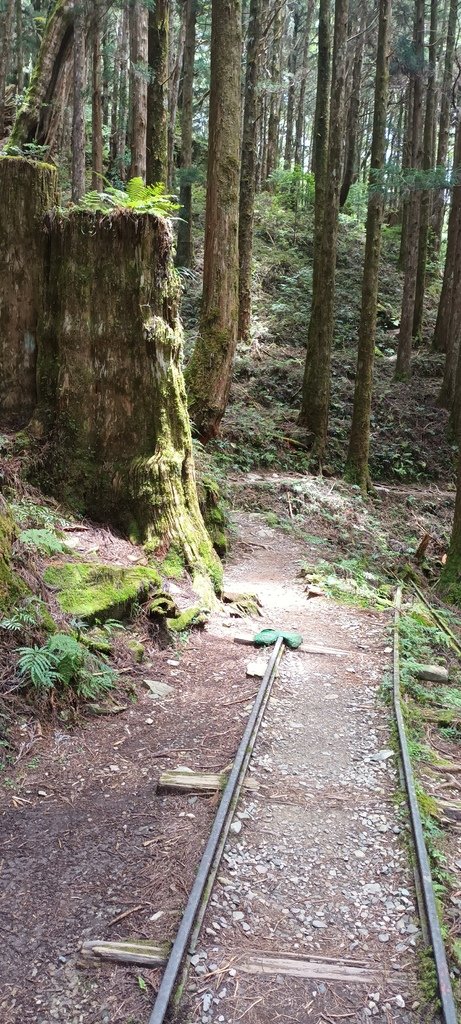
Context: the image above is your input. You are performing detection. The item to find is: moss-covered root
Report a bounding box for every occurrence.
[33,209,221,591]
[44,562,163,623]
[0,157,59,428]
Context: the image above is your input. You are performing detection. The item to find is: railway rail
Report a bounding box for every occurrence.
[142,592,458,1024]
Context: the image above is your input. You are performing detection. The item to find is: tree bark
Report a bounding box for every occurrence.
[176,0,197,267]
[339,9,364,208]
[431,0,458,258]
[7,0,76,151]
[440,445,461,603]
[0,156,59,428]
[412,0,437,340]
[186,0,242,442]
[32,208,220,586]
[237,0,262,340]
[91,2,104,189]
[299,0,349,461]
[395,0,424,380]
[15,0,24,96]
[344,0,392,492]
[167,0,186,189]
[433,115,461,357]
[0,0,17,138]
[115,7,130,180]
[146,0,169,185]
[293,0,314,167]
[265,0,284,181]
[129,0,148,181]
[284,2,299,169]
[72,0,86,202]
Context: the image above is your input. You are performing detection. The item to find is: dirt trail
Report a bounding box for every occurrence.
[179,512,426,1024]
[0,510,429,1024]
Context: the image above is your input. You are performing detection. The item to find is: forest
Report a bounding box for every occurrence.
[2,1,461,1023]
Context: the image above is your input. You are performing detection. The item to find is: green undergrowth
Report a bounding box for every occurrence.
[300,556,394,610]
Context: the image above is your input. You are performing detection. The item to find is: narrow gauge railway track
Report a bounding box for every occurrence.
[143,593,458,1024]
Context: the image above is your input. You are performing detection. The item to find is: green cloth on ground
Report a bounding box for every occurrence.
[253,628,303,650]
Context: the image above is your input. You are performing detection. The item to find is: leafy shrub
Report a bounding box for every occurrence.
[16,632,116,699]
[19,527,67,555]
[79,177,180,218]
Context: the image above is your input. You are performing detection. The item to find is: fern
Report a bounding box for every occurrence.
[79,177,180,218]
[19,528,67,555]
[17,646,58,690]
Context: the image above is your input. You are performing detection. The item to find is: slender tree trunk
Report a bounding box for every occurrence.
[294,0,314,167]
[15,0,24,95]
[186,0,242,442]
[300,0,350,461]
[167,2,186,189]
[130,0,148,181]
[72,0,86,202]
[176,0,197,267]
[432,0,458,257]
[398,82,414,268]
[412,0,437,340]
[146,0,168,184]
[339,10,364,208]
[432,114,461,362]
[92,2,104,189]
[266,0,284,181]
[116,7,130,180]
[238,0,262,340]
[284,3,299,169]
[44,52,72,160]
[345,0,392,492]
[440,443,461,601]
[395,0,424,380]
[0,0,16,137]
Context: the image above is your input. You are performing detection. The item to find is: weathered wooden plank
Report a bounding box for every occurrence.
[238,954,378,983]
[158,770,259,793]
[81,939,170,967]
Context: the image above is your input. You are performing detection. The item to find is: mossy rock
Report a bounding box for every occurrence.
[43,562,162,623]
[166,605,208,633]
[127,639,145,663]
[148,593,178,618]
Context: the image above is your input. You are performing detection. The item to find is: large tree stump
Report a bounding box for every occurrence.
[0,157,59,427]
[33,209,220,586]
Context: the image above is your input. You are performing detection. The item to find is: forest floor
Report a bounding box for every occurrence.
[1,473,461,1022]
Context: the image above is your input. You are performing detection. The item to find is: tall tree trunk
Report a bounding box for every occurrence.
[398,82,414,268]
[0,157,59,427]
[344,0,392,492]
[130,0,148,181]
[72,0,86,202]
[339,9,364,208]
[293,0,314,167]
[412,0,437,340]
[440,445,461,601]
[44,52,72,160]
[265,0,284,181]
[284,2,299,169]
[176,0,197,267]
[432,117,461,364]
[92,2,104,189]
[238,0,262,340]
[167,1,186,189]
[431,0,458,258]
[146,0,168,184]
[0,0,16,137]
[395,0,424,380]
[186,0,242,442]
[15,0,24,95]
[116,7,130,180]
[7,0,76,150]
[299,0,349,461]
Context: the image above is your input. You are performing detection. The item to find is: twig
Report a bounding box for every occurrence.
[108,904,144,927]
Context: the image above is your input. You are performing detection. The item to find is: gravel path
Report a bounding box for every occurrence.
[180,512,427,1024]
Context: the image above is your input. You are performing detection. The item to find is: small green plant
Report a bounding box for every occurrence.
[79,177,180,218]
[0,600,38,633]
[19,527,68,555]
[16,632,116,699]
[137,976,147,992]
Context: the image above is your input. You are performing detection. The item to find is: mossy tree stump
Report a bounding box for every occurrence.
[0,157,59,427]
[33,209,221,587]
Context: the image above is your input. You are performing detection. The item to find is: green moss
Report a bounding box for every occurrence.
[0,507,28,614]
[43,562,162,622]
[159,547,185,579]
[127,639,145,663]
[148,593,177,617]
[166,606,207,633]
